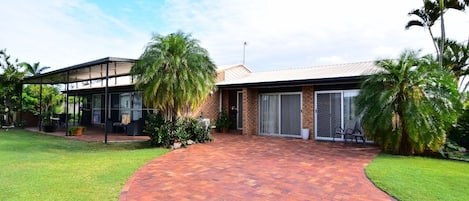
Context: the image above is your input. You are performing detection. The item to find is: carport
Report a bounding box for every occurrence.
[22,57,136,143]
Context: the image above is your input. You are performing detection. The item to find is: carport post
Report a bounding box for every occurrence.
[104,62,109,144]
[38,77,43,131]
[65,72,69,136]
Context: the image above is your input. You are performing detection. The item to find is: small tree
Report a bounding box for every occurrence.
[0,49,25,125]
[131,31,217,121]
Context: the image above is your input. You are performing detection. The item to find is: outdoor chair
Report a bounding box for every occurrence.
[333,127,355,142]
[113,114,130,133]
[333,118,366,144]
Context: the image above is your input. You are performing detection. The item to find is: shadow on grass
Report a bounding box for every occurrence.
[0,129,157,153]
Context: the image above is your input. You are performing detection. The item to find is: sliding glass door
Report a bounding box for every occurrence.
[259,93,302,137]
[314,90,360,140]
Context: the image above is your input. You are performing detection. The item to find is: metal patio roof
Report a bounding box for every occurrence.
[22,57,136,84]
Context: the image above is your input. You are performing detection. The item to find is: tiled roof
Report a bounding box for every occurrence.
[217,61,380,86]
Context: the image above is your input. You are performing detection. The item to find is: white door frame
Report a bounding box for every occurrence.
[314,89,360,141]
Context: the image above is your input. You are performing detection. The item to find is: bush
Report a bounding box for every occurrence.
[13,120,26,128]
[448,107,469,149]
[145,113,211,148]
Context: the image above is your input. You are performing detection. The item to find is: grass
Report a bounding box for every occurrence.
[366,153,469,201]
[0,129,168,201]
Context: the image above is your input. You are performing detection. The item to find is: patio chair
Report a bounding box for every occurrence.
[113,114,130,133]
[333,118,366,144]
[333,127,354,142]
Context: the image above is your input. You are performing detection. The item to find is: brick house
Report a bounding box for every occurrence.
[198,61,379,141]
[23,57,378,141]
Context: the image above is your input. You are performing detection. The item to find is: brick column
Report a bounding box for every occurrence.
[242,88,258,135]
[302,86,314,140]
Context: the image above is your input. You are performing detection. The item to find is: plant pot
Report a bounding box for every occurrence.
[43,125,56,132]
[221,127,229,133]
[73,127,83,136]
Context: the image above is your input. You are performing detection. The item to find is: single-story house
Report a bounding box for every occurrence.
[22,57,378,142]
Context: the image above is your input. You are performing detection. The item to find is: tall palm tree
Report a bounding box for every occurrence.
[19,62,50,76]
[356,50,461,155]
[406,0,465,67]
[130,31,217,121]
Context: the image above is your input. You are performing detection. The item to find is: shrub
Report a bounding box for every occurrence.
[145,113,211,148]
[13,120,26,128]
[448,107,469,149]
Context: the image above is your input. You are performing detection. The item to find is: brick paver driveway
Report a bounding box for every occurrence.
[120,133,393,201]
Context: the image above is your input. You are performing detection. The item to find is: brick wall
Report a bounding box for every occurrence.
[216,71,225,82]
[302,86,314,140]
[190,90,220,123]
[242,88,258,135]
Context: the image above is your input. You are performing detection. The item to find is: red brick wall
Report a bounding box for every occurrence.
[302,86,314,139]
[216,71,225,82]
[242,88,258,135]
[191,90,220,123]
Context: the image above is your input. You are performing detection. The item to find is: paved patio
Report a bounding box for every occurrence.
[120,133,394,201]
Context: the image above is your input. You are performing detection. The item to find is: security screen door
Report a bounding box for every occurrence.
[259,93,301,137]
[315,90,360,140]
[316,92,341,139]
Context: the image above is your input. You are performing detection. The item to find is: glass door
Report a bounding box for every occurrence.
[259,93,302,137]
[237,92,243,130]
[315,90,360,140]
[315,92,342,139]
[280,94,301,136]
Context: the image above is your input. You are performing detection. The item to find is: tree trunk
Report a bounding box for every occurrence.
[398,116,414,156]
[439,0,445,68]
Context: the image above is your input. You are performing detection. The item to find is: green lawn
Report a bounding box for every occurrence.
[366,153,469,201]
[0,129,168,201]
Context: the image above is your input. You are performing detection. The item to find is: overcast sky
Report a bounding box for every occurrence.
[1,0,468,72]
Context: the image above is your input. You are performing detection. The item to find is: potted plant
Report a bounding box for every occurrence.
[216,109,232,133]
[41,110,57,133]
[68,126,86,136]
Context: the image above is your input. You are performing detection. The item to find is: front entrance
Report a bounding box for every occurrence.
[259,93,302,137]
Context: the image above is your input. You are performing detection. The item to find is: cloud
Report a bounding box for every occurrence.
[0,0,147,70]
[0,0,467,72]
[161,0,467,71]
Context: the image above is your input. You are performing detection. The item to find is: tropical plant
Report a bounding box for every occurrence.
[19,62,50,76]
[145,112,211,147]
[356,50,461,155]
[448,101,469,149]
[130,31,217,121]
[215,109,231,131]
[439,39,469,91]
[67,126,86,136]
[406,0,466,66]
[0,49,25,126]
[22,84,63,115]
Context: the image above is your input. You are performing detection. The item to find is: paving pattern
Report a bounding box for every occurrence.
[120,133,394,201]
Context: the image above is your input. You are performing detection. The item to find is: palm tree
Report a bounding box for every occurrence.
[19,62,50,76]
[130,31,217,121]
[356,50,461,155]
[439,39,469,91]
[406,0,465,67]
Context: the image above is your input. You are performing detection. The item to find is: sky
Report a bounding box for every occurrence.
[1,0,468,72]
